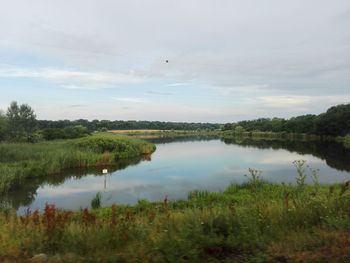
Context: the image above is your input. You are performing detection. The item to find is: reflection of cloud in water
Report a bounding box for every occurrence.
[14,138,350,213]
[155,140,252,159]
[257,151,323,165]
[146,166,172,173]
[37,175,147,198]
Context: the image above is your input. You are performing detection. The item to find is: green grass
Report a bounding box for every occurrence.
[0,169,349,262]
[0,133,156,194]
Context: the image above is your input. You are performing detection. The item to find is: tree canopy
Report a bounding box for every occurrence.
[1,102,349,142]
[222,103,350,137]
[1,101,38,142]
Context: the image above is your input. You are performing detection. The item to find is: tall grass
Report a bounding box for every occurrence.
[0,164,349,262]
[0,133,156,194]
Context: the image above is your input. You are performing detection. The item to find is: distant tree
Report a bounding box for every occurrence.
[42,125,89,140]
[234,125,245,134]
[0,110,7,141]
[315,104,350,136]
[63,125,89,139]
[6,101,37,142]
[222,123,233,131]
[270,118,284,132]
[41,128,65,140]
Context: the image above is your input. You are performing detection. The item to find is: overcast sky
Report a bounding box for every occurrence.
[0,0,349,122]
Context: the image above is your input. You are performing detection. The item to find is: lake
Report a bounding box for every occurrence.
[5,137,350,213]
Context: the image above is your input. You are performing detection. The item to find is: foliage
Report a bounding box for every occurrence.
[4,101,38,142]
[222,136,350,172]
[0,110,7,141]
[91,192,102,209]
[38,119,221,132]
[0,166,349,262]
[222,103,350,137]
[0,133,156,194]
[74,133,156,158]
[41,125,90,140]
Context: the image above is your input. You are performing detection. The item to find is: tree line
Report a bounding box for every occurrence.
[0,102,89,142]
[222,103,350,137]
[1,101,349,142]
[0,101,220,142]
[0,102,37,142]
[37,120,220,133]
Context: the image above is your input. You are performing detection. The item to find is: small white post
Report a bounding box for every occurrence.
[102,169,108,190]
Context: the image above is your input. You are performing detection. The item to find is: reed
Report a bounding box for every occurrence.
[0,133,156,194]
[0,164,349,262]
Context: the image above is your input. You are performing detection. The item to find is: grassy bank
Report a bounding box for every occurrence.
[0,133,156,194]
[221,131,335,141]
[0,167,349,262]
[110,129,338,142]
[109,129,221,138]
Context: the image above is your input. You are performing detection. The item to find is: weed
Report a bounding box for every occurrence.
[0,165,349,262]
[293,160,307,189]
[91,192,102,209]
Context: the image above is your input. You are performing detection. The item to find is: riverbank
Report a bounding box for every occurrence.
[0,133,156,194]
[0,171,349,262]
[109,129,340,142]
[118,129,350,149]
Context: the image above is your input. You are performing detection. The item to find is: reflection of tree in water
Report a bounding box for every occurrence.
[146,135,219,144]
[4,157,146,209]
[221,137,350,172]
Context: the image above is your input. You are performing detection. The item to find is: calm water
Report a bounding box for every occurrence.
[5,137,350,213]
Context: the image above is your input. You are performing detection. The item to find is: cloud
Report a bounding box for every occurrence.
[166,83,188,87]
[215,84,270,96]
[258,95,350,109]
[61,84,105,90]
[0,66,146,87]
[111,97,147,103]
[258,96,312,108]
[1,0,350,121]
[146,90,173,96]
[67,104,86,108]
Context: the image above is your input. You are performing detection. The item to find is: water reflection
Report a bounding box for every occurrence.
[2,137,350,212]
[221,138,350,172]
[146,135,219,144]
[3,157,147,209]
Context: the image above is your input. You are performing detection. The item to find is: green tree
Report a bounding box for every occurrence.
[0,110,7,141]
[234,125,245,134]
[6,101,37,142]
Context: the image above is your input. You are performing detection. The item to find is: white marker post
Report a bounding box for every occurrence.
[102,169,108,190]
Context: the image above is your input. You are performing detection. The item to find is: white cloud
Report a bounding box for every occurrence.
[166,83,188,87]
[111,97,147,103]
[259,96,312,108]
[215,84,270,96]
[0,66,146,86]
[61,84,104,90]
[0,0,350,121]
[257,95,350,109]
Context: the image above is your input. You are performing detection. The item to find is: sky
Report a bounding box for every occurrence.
[0,0,349,122]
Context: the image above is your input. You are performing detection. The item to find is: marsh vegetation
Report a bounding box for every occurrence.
[1,102,350,262]
[0,166,349,262]
[0,133,155,194]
